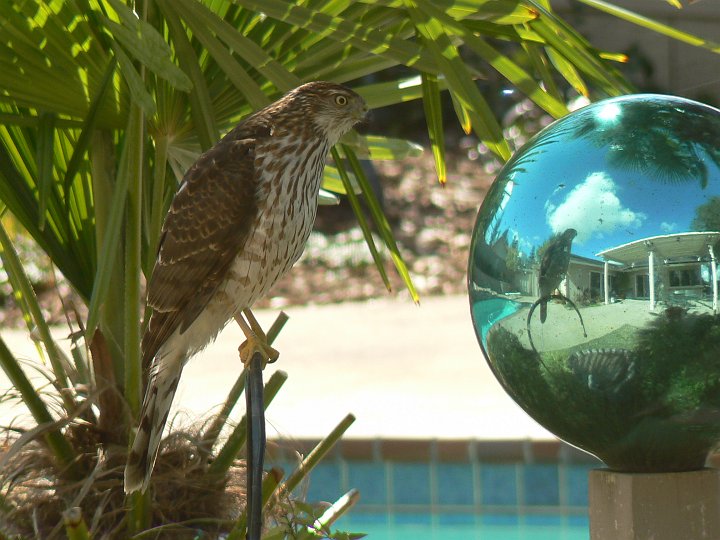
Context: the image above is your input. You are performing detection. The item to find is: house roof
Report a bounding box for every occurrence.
[596,231,720,265]
[569,253,621,268]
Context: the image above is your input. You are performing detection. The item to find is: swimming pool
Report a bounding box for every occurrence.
[271,438,598,540]
[470,297,524,347]
[337,512,589,539]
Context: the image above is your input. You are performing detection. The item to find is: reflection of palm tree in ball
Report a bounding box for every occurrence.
[539,228,577,323]
[571,99,720,188]
[527,228,587,357]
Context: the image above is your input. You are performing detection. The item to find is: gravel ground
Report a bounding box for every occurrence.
[1,154,493,325]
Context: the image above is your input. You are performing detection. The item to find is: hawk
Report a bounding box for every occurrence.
[538,228,577,323]
[124,81,367,494]
[526,227,586,358]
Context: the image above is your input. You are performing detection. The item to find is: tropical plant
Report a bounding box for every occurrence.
[693,197,720,232]
[0,0,717,537]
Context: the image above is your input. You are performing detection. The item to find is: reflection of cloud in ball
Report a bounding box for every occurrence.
[661,221,677,233]
[546,172,646,244]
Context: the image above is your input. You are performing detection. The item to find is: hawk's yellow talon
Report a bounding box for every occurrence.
[235,311,279,367]
[238,336,279,367]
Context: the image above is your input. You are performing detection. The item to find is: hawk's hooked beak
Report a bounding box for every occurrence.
[354,103,370,126]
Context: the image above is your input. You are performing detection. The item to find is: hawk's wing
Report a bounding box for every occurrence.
[142,124,270,366]
[538,230,575,292]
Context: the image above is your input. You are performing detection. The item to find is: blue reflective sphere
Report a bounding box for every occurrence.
[468,94,720,472]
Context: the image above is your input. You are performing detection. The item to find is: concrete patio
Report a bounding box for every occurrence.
[1,294,554,441]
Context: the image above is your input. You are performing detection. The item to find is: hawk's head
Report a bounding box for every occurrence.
[289,81,368,145]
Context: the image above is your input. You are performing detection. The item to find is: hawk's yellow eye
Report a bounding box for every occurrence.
[334,95,348,106]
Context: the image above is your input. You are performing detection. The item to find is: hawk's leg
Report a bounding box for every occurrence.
[234,309,280,367]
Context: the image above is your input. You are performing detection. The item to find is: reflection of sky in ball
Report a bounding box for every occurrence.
[491,97,720,261]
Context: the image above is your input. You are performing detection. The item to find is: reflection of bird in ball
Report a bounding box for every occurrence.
[538,228,577,323]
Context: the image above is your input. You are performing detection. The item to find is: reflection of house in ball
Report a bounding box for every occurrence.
[594,231,719,312]
[515,231,720,313]
[572,231,719,312]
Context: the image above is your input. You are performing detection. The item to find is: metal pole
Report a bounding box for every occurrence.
[604,260,610,305]
[246,351,265,540]
[648,250,655,310]
[709,244,718,313]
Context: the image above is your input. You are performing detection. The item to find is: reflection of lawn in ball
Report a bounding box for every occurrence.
[485,307,720,472]
[542,323,639,368]
[521,299,652,349]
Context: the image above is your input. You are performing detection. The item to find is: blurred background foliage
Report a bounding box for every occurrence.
[0,0,718,537]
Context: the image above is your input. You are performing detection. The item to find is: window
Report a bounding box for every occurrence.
[669,268,700,287]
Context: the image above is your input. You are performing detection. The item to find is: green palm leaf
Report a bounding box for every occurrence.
[578,0,720,53]
[421,71,447,185]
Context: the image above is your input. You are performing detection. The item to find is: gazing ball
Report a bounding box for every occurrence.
[468,94,720,472]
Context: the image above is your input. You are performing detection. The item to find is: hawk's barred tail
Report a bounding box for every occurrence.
[124,355,183,494]
[540,300,548,324]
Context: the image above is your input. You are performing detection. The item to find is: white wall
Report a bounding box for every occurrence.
[552,1,720,101]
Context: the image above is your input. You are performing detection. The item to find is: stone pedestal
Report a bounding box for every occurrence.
[589,468,720,540]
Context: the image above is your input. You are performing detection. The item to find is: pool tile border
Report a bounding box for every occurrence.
[267,438,602,514]
[267,437,602,464]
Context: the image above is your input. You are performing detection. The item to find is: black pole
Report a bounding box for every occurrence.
[246,351,265,540]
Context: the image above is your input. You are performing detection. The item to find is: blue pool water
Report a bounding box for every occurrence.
[305,461,594,509]
[471,297,523,347]
[278,443,599,540]
[337,513,589,539]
